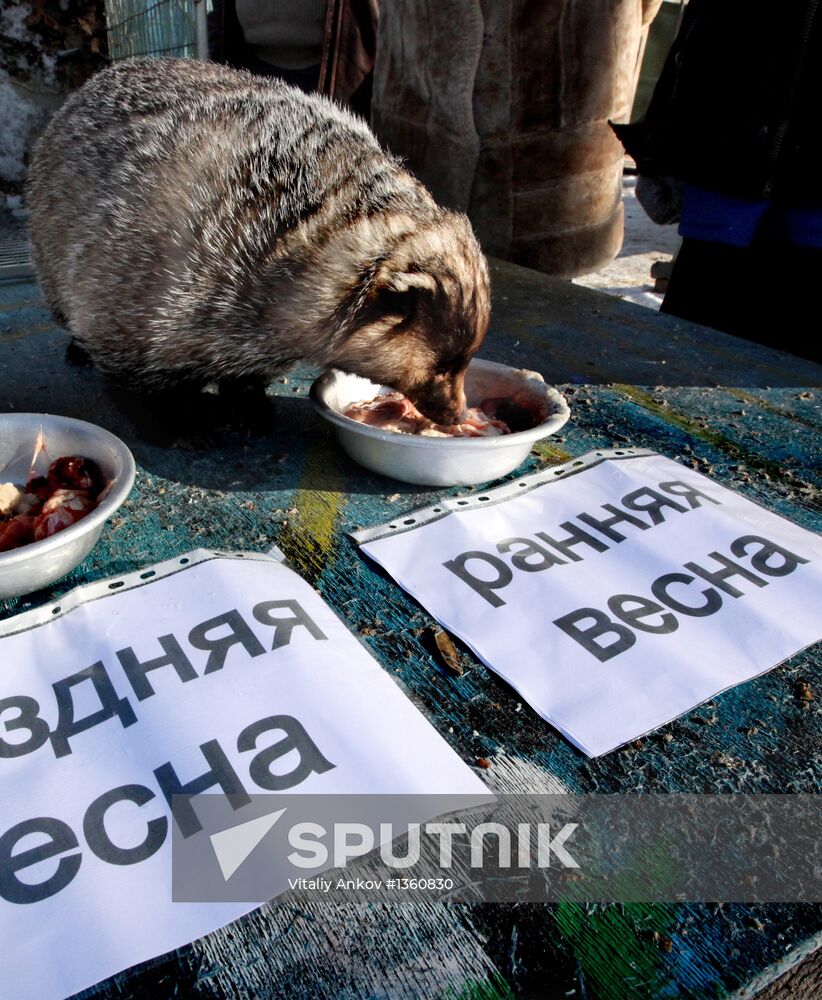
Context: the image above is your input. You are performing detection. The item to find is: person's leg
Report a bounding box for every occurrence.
[710,228,821,362]
[661,235,820,362]
[769,242,822,364]
[660,238,753,336]
[245,53,321,92]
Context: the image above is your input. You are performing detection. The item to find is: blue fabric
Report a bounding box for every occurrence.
[679,184,822,248]
[678,186,769,247]
[784,208,822,248]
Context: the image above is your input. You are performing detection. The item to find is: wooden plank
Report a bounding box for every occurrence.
[483,260,822,389]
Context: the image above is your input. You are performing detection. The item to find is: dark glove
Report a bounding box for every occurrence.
[635,174,683,225]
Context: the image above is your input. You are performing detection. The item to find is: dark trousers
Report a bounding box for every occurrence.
[244,55,321,93]
[661,236,821,364]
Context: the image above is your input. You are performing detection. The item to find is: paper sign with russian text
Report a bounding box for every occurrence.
[0,550,488,1000]
[355,450,822,757]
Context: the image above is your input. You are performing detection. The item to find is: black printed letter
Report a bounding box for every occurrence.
[188,609,266,673]
[0,696,50,758]
[553,608,636,662]
[607,595,678,634]
[651,573,722,617]
[155,740,250,838]
[442,551,513,608]
[252,601,328,650]
[238,715,336,791]
[84,785,168,865]
[50,662,138,758]
[684,552,767,597]
[0,818,81,904]
[730,535,809,578]
[117,634,198,700]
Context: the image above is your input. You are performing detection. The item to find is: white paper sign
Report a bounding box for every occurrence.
[0,550,488,1000]
[356,450,822,757]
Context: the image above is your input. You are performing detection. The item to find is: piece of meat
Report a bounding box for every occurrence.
[25,476,52,502]
[0,451,108,554]
[0,516,36,552]
[33,489,94,541]
[343,392,511,437]
[47,455,104,497]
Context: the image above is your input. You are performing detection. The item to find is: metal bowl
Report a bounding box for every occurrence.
[0,413,136,599]
[310,357,570,487]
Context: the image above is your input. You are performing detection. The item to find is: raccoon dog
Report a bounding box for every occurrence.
[26,58,490,428]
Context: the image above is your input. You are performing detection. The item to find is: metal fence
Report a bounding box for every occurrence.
[104,0,208,62]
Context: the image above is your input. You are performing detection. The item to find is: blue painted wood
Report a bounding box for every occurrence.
[1,262,820,1000]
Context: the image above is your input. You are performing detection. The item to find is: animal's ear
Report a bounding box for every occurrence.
[375,267,438,295]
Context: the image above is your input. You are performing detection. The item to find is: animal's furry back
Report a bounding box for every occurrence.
[26,58,438,387]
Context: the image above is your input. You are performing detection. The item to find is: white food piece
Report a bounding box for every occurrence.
[0,482,23,517]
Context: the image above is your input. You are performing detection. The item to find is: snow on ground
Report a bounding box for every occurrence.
[574,174,681,310]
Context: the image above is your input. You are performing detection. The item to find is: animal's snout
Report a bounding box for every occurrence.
[408,372,468,426]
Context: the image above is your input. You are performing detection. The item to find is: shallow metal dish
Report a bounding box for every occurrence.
[0,413,136,599]
[310,358,570,486]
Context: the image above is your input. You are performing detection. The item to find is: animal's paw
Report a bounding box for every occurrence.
[217,379,278,435]
[65,337,94,367]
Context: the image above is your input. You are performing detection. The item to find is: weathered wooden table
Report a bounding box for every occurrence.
[1,259,820,999]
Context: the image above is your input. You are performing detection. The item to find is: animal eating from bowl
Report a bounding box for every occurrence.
[341,389,547,438]
[26,58,491,436]
[343,392,510,437]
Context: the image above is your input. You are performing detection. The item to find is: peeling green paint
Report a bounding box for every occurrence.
[612,384,814,491]
[556,901,678,1000]
[275,435,347,583]
[724,388,822,434]
[440,972,516,1000]
[531,441,573,464]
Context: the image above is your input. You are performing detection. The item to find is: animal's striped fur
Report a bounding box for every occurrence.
[26,58,491,425]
